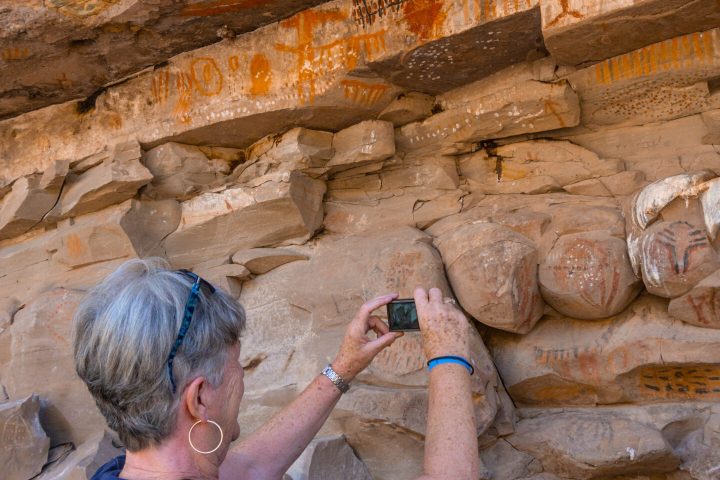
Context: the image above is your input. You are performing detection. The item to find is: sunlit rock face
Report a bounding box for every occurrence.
[2,1,720,479]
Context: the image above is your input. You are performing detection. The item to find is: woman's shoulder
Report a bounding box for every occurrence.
[90,455,127,480]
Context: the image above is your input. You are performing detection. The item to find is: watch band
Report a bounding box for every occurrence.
[322,364,350,393]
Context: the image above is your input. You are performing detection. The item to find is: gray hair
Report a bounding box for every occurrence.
[72,258,246,451]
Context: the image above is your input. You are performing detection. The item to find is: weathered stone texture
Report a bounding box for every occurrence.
[285,435,372,480]
[434,222,544,334]
[0,395,50,480]
[489,296,720,407]
[1,290,107,446]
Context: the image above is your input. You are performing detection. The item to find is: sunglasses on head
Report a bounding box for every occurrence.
[167,269,216,394]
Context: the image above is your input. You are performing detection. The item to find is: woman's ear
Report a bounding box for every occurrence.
[184,376,209,422]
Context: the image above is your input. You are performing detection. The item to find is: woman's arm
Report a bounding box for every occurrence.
[220,294,402,480]
[414,287,479,480]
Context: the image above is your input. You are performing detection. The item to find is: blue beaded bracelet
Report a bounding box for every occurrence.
[427,356,474,375]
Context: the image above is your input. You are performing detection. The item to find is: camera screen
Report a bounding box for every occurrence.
[387,300,420,331]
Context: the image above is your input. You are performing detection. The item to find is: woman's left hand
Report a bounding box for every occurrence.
[331,293,403,382]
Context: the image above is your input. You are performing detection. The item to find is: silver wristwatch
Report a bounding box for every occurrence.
[322,364,350,394]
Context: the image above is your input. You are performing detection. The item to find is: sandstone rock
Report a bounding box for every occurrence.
[324,155,463,234]
[236,128,334,183]
[285,435,371,480]
[565,115,720,182]
[53,199,181,269]
[640,220,720,298]
[0,395,50,480]
[568,29,720,128]
[53,141,152,218]
[1,290,106,446]
[668,269,720,329]
[0,296,21,333]
[460,141,624,196]
[327,120,395,172]
[564,178,612,197]
[701,109,720,145]
[378,92,435,127]
[231,248,308,274]
[507,411,679,479]
[339,418,424,480]
[142,142,231,200]
[0,173,62,240]
[541,0,720,67]
[34,430,123,480]
[460,140,623,195]
[600,170,648,197]
[701,177,720,241]
[193,262,251,298]
[163,172,325,268]
[539,231,641,320]
[397,61,581,155]
[480,438,544,480]
[488,296,720,407]
[625,171,717,278]
[238,227,511,477]
[433,222,544,334]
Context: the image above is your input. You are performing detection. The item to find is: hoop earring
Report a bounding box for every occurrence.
[188,419,224,454]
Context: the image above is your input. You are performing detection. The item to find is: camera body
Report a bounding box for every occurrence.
[387,299,420,331]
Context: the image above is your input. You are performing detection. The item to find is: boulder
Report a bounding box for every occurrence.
[507,411,679,479]
[539,231,641,319]
[142,142,232,200]
[701,177,720,241]
[327,120,395,172]
[0,395,50,480]
[285,435,371,480]
[488,296,720,407]
[397,61,580,155]
[231,248,308,275]
[433,222,544,334]
[0,172,64,240]
[236,128,334,183]
[0,289,106,446]
[34,430,123,480]
[668,269,720,329]
[378,92,435,127]
[192,261,251,298]
[52,141,152,218]
[53,199,181,269]
[163,172,325,268]
[639,220,720,298]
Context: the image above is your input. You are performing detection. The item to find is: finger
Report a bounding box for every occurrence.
[368,316,390,337]
[367,331,403,353]
[428,287,443,305]
[357,293,399,320]
[414,287,429,312]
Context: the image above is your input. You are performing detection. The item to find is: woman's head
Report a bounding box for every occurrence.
[72,258,246,452]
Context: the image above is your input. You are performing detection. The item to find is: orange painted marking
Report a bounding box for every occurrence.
[250,53,272,96]
[546,0,584,28]
[543,99,567,128]
[671,37,680,68]
[611,57,620,82]
[276,9,386,104]
[151,70,170,104]
[1,47,30,61]
[228,55,240,72]
[341,79,389,106]
[403,0,447,41]
[191,57,223,96]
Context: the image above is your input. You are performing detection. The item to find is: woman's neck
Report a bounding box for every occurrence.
[120,436,219,480]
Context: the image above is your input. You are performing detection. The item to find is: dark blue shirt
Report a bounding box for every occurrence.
[90,455,127,480]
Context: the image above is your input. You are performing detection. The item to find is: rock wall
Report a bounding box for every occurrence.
[1,1,720,479]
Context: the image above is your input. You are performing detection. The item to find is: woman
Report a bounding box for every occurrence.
[73,258,478,480]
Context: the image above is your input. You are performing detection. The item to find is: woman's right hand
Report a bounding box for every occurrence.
[414,287,471,360]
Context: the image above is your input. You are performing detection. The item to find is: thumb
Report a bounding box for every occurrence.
[367,331,403,354]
